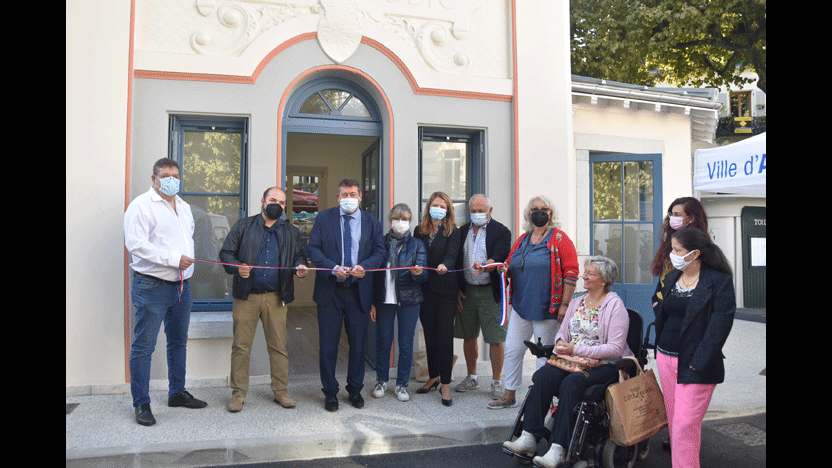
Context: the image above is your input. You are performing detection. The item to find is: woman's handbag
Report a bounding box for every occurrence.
[547,354,602,373]
[605,357,668,446]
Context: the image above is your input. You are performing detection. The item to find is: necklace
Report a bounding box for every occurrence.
[679,273,700,289]
[584,293,606,309]
[531,228,550,244]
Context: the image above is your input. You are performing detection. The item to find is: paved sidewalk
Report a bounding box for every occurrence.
[66,313,765,467]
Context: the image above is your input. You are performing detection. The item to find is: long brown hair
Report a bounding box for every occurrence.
[650,197,709,276]
[418,191,456,237]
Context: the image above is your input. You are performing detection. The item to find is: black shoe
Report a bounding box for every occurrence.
[440,384,452,406]
[662,437,671,451]
[135,403,156,426]
[416,380,439,394]
[324,394,339,412]
[168,390,208,409]
[349,391,364,409]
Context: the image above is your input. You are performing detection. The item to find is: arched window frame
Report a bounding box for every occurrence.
[284,78,382,135]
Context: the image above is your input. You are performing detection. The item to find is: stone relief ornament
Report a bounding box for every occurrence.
[189,0,485,73]
[415,20,471,73]
[315,0,363,64]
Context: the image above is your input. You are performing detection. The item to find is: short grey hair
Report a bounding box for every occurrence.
[522,195,560,232]
[584,256,618,292]
[388,203,412,220]
[469,193,490,206]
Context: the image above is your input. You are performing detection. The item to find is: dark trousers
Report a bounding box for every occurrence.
[523,363,618,446]
[419,292,456,385]
[318,284,368,396]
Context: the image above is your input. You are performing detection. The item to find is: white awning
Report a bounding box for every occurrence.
[694,132,766,195]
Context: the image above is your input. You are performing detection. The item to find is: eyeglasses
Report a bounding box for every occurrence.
[391,217,411,222]
[530,207,550,213]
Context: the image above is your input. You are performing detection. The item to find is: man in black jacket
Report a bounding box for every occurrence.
[219,187,308,412]
[454,194,512,400]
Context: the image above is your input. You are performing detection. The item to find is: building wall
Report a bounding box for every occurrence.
[130,35,515,382]
[66,1,133,387]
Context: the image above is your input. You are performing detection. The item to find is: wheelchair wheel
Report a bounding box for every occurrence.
[601,439,637,468]
[636,438,650,461]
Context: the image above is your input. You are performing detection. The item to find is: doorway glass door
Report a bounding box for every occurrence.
[590,153,662,337]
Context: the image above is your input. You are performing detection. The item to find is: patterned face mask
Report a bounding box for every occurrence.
[156,176,180,196]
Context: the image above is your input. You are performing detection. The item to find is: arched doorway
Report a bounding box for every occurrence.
[281,76,384,375]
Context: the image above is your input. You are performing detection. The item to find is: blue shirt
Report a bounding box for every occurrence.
[338,207,362,271]
[509,230,554,321]
[250,224,281,291]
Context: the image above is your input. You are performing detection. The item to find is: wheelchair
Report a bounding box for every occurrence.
[502,309,655,468]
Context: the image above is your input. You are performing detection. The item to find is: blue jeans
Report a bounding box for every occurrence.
[129,274,192,407]
[374,303,421,387]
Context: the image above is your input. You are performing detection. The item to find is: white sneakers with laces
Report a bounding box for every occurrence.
[395,385,410,402]
[371,381,387,398]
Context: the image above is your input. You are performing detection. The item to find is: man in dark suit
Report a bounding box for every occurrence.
[307,178,386,411]
[454,194,512,400]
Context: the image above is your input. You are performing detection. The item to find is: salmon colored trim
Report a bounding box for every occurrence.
[124,0,137,384]
[134,34,511,103]
[510,0,520,235]
[276,65,395,209]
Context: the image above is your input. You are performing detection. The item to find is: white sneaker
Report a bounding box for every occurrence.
[502,430,538,458]
[372,381,387,398]
[395,385,410,402]
[532,442,565,468]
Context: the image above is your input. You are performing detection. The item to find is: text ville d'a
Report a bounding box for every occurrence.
[707,153,766,180]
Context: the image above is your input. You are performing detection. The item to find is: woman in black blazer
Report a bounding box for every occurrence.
[653,227,735,468]
[414,192,461,406]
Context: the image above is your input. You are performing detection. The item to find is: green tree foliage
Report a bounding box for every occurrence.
[183,130,242,218]
[571,0,766,93]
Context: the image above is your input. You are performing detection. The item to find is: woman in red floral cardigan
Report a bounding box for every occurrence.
[489,196,579,409]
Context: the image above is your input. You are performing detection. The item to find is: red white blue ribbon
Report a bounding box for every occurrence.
[190,259,509,324]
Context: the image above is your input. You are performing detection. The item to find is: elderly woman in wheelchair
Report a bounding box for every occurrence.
[503,256,633,468]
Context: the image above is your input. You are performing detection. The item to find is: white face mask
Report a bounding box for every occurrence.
[670,250,699,271]
[339,197,360,214]
[391,220,410,235]
[470,213,488,226]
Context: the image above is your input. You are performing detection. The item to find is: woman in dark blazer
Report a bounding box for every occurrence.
[414,192,461,406]
[653,227,735,468]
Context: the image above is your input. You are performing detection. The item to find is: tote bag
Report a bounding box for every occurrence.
[605,358,668,446]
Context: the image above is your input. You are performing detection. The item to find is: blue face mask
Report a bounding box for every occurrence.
[470,213,488,226]
[429,207,447,220]
[156,176,180,196]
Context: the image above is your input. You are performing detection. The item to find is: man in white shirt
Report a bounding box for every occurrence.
[124,158,207,426]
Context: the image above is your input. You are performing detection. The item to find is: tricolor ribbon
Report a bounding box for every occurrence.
[189,259,509,324]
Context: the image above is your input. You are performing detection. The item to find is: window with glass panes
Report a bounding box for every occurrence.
[169,115,248,311]
[589,153,661,285]
[418,128,484,224]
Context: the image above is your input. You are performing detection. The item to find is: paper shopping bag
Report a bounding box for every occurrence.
[605,363,668,446]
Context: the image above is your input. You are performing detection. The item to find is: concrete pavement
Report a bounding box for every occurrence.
[66,310,765,467]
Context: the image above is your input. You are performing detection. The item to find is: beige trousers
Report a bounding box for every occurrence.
[230,292,288,397]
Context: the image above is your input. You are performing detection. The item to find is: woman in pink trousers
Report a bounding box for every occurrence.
[652,227,735,468]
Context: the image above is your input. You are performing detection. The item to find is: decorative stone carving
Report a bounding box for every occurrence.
[316,1,363,64]
[187,0,487,73]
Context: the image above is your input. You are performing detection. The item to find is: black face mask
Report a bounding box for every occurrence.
[531,211,550,228]
[264,203,284,220]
